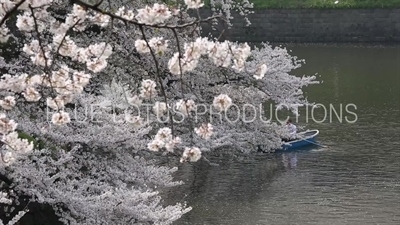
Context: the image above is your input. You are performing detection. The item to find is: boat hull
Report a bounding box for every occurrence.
[279,130,319,151]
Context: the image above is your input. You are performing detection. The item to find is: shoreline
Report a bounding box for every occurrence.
[204,0,400,10]
[199,8,400,43]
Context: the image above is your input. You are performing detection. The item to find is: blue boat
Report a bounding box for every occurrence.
[280,129,319,150]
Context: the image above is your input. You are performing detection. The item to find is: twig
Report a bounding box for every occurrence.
[171,28,195,144]
[0,0,27,27]
[138,25,174,134]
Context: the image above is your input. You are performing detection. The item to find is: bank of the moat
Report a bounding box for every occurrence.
[199,9,400,43]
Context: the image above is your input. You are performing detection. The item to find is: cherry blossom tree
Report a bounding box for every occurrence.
[0,0,318,224]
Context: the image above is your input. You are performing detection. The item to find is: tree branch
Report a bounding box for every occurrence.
[138,25,174,134]
[71,0,223,29]
[0,0,27,27]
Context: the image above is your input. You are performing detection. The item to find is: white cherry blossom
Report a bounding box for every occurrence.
[125,115,143,128]
[87,59,107,73]
[175,99,195,116]
[139,79,157,99]
[2,131,34,153]
[184,0,204,9]
[168,52,181,75]
[127,95,142,106]
[0,96,16,110]
[89,13,110,27]
[213,94,232,112]
[0,0,319,223]
[53,35,78,57]
[51,111,71,125]
[153,101,168,116]
[22,87,41,102]
[116,6,135,20]
[136,3,172,25]
[27,74,44,86]
[135,40,150,53]
[23,40,40,55]
[147,139,164,151]
[165,137,181,152]
[65,4,87,31]
[47,96,65,110]
[16,12,34,32]
[149,37,169,54]
[87,42,113,60]
[254,64,268,79]
[73,71,91,86]
[155,127,172,143]
[1,151,15,165]
[31,50,52,67]
[180,147,202,163]
[194,123,213,140]
[0,114,17,134]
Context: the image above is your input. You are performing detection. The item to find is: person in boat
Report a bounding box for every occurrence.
[282,118,297,142]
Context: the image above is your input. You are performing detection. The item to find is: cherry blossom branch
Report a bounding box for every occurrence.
[28,5,50,71]
[171,28,194,143]
[28,5,61,108]
[71,0,224,29]
[53,24,80,61]
[93,0,105,8]
[0,0,26,27]
[138,25,174,134]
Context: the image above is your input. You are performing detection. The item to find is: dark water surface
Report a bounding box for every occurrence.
[172,44,400,225]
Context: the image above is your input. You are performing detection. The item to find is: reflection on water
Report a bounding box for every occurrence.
[171,44,400,225]
[281,152,298,169]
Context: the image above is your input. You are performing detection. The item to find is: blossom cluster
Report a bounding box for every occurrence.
[135,3,172,25]
[83,3,265,84]
[147,127,202,162]
[152,99,200,118]
[180,147,202,162]
[0,0,12,41]
[0,191,12,205]
[115,6,135,20]
[213,94,233,112]
[107,2,184,26]
[153,101,169,116]
[140,79,158,99]
[147,127,181,152]
[1,0,260,168]
[0,65,93,125]
[50,38,112,73]
[0,191,29,224]
[254,64,268,79]
[0,114,34,165]
[175,99,196,116]
[16,0,55,32]
[10,3,113,126]
[167,38,254,75]
[194,123,213,140]
[0,0,319,224]
[135,37,169,54]
[17,3,113,73]
[4,210,29,225]
[147,93,234,118]
[19,0,54,10]
[0,96,16,110]
[22,40,52,67]
[184,0,205,9]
